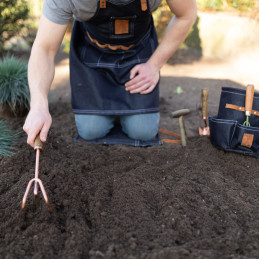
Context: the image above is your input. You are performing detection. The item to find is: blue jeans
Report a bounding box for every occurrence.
[75,113,160,141]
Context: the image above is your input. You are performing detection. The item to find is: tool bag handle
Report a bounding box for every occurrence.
[245,84,254,116]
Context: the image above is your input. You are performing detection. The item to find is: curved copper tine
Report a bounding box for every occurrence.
[34,147,40,196]
[21,136,49,209]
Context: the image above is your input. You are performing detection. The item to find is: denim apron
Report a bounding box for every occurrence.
[69,0,159,115]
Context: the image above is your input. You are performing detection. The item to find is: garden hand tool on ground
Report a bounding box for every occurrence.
[159,109,190,146]
[199,89,210,136]
[243,84,254,126]
[171,108,190,147]
[21,135,49,209]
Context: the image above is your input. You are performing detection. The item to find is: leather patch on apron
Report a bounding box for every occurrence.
[114,19,129,34]
[241,133,254,148]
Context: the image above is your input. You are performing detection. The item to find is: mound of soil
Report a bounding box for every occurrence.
[1,54,259,258]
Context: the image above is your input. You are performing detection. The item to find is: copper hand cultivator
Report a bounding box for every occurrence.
[22,135,49,209]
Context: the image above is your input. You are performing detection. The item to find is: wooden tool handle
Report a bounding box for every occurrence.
[245,84,254,116]
[201,89,209,119]
[171,108,190,118]
[34,135,43,150]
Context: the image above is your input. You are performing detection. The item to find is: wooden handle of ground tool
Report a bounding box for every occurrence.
[201,89,209,119]
[245,84,254,116]
[34,135,43,150]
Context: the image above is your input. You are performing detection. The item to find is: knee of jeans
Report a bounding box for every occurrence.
[75,116,112,140]
[78,126,108,140]
[124,124,158,141]
[121,113,160,141]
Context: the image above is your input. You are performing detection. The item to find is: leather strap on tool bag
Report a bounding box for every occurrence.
[209,85,259,157]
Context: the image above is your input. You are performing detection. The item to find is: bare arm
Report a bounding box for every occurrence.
[125,0,197,94]
[23,15,68,147]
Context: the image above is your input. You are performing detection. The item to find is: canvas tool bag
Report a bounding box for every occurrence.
[209,85,259,157]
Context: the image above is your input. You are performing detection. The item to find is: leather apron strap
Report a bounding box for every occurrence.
[141,0,148,11]
[100,0,106,8]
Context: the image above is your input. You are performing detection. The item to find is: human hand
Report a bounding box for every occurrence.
[23,106,52,148]
[125,62,159,94]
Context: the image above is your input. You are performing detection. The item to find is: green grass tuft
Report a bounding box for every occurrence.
[0,56,30,116]
[0,120,19,157]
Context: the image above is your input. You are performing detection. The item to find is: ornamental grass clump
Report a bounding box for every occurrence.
[0,56,30,116]
[0,120,18,157]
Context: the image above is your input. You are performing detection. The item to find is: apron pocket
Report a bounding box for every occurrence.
[209,116,237,150]
[231,123,259,156]
[79,41,104,66]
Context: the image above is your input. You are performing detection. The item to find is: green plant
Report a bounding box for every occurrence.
[197,0,255,12]
[22,22,38,47]
[0,0,30,50]
[153,0,174,41]
[0,120,18,157]
[62,39,71,54]
[197,0,224,11]
[184,17,202,51]
[0,56,30,116]
[229,0,255,11]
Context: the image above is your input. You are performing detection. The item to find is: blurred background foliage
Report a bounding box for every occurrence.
[0,0,29,51]
[198,0,255,11]
[153,0,257,52]
[0,0,258,53]
[153,0,256,39]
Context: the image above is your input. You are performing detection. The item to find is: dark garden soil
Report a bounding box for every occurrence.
[0,50,259,259]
